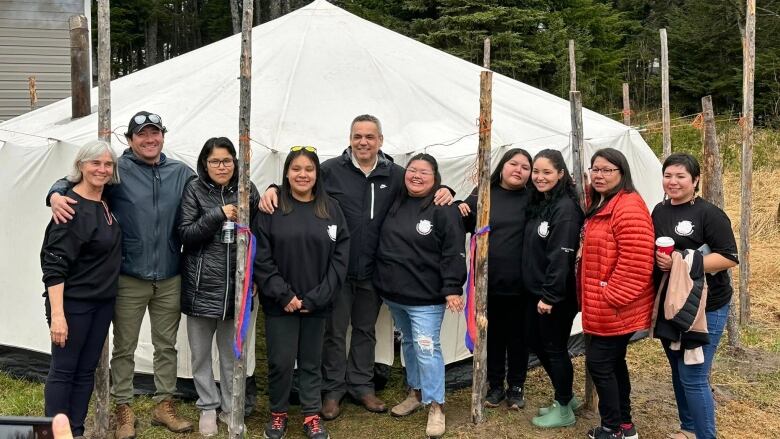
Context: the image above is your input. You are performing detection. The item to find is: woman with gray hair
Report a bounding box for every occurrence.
[40,140,121,438]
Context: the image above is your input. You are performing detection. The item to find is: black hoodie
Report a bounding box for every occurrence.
[374,196,466,306]
[521,194,583,306]
[178,160,259,319]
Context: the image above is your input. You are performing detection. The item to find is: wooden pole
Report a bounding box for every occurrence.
[483,37,490,69]
[739,0,755,326]
[569,39,577,92]
[660,28,671,158]
[570,91,586,206]
[69,15,91,118]
[229,0,253,437]
[701,96,741,349]
[471,70,492,425]
[622,83,631,126]
[93,1,111,437]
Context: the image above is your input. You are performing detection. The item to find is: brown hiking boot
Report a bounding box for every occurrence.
[425,402,445,438]
[114,404,136,439]
[391,388,422,417]
[151,399,193,433]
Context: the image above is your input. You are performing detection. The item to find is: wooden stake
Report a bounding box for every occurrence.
[622,83,631,126]
[229,0,253,437]
[69,15,91,118]
[660,29,671,158]
[471,70,492,425]
[700,96,741,349]
[93,1,111,437]
[570,91,586,206]
[739,0,755,326]
[483,37,490,69]
[569,39,576,92]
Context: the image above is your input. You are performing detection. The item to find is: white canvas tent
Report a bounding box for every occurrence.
[0,0,663,381]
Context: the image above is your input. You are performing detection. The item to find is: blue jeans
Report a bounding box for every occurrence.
[664,303,729,439]
[385,299,446,405]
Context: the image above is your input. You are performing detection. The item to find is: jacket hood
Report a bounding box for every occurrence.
[122,148,167,166]
[195,155,238,192]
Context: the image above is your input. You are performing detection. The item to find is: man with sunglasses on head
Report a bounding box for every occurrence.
[47,111,195,438]
[260,114,455,420]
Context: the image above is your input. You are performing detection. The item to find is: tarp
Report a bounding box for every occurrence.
[0,0,663,380]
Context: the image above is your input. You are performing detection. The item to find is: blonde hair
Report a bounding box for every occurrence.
[66,140,120,185]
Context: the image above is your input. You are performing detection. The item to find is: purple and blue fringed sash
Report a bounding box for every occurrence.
[233,224,256,359]
[464,225,490,353]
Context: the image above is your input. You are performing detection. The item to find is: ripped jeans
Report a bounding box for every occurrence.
[384,299,446,405]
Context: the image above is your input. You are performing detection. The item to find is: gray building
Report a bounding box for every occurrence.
[0,0,90,122]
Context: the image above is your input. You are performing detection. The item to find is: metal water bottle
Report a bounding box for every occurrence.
[221,221,235,244]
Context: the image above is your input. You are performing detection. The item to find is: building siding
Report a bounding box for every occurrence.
[0,0,89,122]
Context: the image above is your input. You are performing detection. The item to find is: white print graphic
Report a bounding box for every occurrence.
[380,184,388,189]
[674,220,694,237]
[416,219,433,236]
[327,225,338,242]
[538,221,550,238]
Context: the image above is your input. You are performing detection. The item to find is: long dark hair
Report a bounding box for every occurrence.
[490,148,532,188]
[389,153,442,216]
[197,137,237,185]
[279,148,330,219]
[527,149,579,218]
[585,148,637,218]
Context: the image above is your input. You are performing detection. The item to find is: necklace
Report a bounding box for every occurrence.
[101,200,114,225]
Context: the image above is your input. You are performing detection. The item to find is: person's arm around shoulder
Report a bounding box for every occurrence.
[301,199,351,313]
[47,179,77,224]
[603,193,655,308]
[436,204,466,312]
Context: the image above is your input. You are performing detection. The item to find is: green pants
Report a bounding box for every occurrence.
[110,275,182,404]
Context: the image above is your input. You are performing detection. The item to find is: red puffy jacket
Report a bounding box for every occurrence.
[579,190,655,336]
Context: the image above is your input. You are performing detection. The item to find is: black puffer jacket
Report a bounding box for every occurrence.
[178,162,259,319]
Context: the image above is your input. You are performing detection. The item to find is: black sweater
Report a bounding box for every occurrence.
[40,190,121,301]
[463,185,529,296]
[521,194,583,305]
[374,196,466,306]
[651,197,738,312]
[252,197,350,316]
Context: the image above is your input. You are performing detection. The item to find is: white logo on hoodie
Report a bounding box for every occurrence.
[416,219,433,236]
[538,221,550,238]
[327,225,337,242]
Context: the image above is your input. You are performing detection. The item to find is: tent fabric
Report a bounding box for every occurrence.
[0,0,662,378]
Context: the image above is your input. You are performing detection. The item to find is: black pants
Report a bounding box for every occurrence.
[45,297,115,436]
[321,278,382,399]
[266,314,326,415]
[524,296,576,405]
[486,295,528,389]
[586,333,634,430]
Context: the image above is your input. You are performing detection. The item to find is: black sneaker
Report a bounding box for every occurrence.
[303,414,330,439]
[587,426,624,439]
[484,386,505,408]
[506,386,525,410]
[620,423,638,439]
[264,412,288,439]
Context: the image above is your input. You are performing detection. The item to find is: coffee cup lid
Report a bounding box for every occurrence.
[656,236,675,246]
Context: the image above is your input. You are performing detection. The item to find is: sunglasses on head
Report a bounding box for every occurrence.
[134,113,162,125]
[290,145,317,153]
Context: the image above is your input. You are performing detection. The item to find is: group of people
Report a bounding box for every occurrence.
[39,110,737,439]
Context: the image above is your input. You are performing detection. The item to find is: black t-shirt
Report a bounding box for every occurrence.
[651,197,738,312]
[40,190,122,301]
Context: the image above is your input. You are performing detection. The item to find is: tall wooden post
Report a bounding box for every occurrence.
[229,0,253,437]
[660,28,671,158]
[93,1,111,437]
[739,0,755,326]
[570,91,586,205]
[69,15,90,118]
[569,39,577,92]
[471,71,492,425]
[622,83,631,126]
[701,96,741,348]
[483,37,490,69]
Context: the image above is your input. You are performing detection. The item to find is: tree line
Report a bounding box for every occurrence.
[92,0,780,122]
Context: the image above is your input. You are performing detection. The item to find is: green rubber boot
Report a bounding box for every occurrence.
[538,395,582,416]
[531,400,575,428]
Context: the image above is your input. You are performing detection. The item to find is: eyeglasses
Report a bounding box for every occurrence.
[207,159,235,168]
[588,167,620,176]
[406,167,434,177]
[133,113,161,125]
[290,146,317,153]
